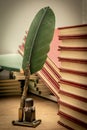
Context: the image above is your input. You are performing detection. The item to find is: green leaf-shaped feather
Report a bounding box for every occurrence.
[22,7,55,74]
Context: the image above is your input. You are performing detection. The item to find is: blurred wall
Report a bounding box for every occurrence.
[0,0,85,54]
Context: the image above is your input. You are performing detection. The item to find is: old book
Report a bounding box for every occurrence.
[59,102,87,123]
[45,57,60,77]
[59,100,87,116]
[29,86,38,92]
[58,112,87,130]
[0,79,19,83]
[0,92,21,96]
[36,83,51,95]
[12,71,39,82]
[38,69,59,99]
[0,89,21,93]
[0,85,21,90]
[58,24,87,36]
[59,68,87,85]
[36,83,48,89]
[0,79,21,91]
[28,79,41,95]
[29,89,41,95]
[0,81,20,86]
[59,79,87,98]
[59,58,87,72]
[59,57,87,63]
[36,83,49,89]
[37,57,61,99]
[29,77,57,101]
[58,49,87,60]
[29,75,51,96]
[58,46,87,51]
[30,74,39,82]
[0,79,21,96]
[43,63,60,83]
[11,71,25,80]
[29,80,36,88]
[59,36,87,48]
[59,91,87,111]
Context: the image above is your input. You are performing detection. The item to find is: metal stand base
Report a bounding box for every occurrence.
[12,119,41,128]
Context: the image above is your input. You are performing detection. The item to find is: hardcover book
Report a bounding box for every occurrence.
[58,24,87,36]
[58,24,87,130]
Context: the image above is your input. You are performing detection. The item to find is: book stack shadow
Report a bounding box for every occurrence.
[58,24,87,130]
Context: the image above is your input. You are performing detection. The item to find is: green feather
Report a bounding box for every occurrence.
[22,6,55,74]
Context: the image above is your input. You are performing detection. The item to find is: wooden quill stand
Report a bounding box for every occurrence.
[12,65,41,127]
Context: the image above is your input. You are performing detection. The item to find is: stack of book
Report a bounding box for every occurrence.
[28,77,56,101]
[38,57,60,100]
[11,71,39,82]
[58,24,87,130]
[11,71,25,80]
[0,70,21,96]
[36,78,51,95]
[0,79,21,96]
